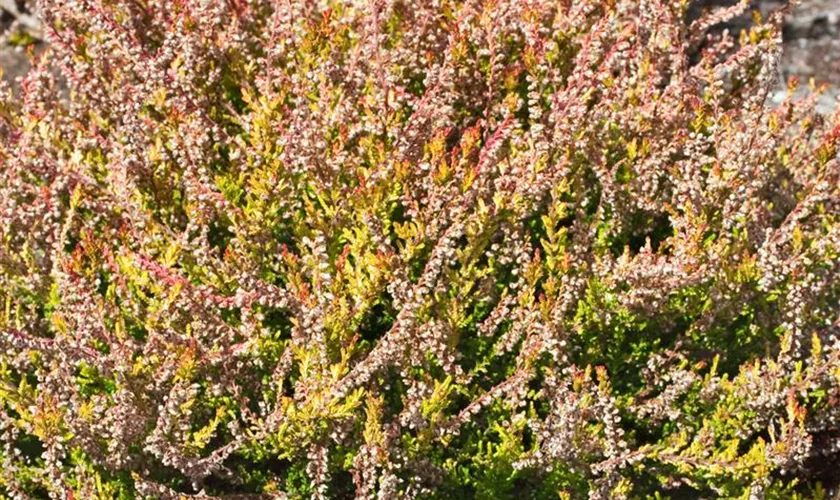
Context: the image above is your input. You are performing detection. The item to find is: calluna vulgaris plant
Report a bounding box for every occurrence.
[1,0,840,498]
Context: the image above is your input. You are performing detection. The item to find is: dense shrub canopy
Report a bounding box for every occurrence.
[1,0,840,498]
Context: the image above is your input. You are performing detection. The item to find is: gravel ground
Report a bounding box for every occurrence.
[776,0,840,111]
[0,0,36,92]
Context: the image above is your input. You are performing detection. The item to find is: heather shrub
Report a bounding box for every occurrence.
[2,0,840,498]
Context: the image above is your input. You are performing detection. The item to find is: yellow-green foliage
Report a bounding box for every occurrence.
[1,0,840,499]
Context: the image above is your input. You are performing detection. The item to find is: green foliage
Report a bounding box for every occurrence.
[1,0,840,498]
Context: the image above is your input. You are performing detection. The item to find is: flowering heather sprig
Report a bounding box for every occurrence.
[1,0,840,498]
